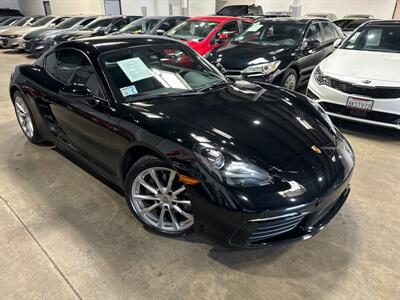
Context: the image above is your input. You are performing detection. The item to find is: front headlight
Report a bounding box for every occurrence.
[242,61,281,75]
[200,149,273,187]
[314,66,331,86]
[8,34,19,39]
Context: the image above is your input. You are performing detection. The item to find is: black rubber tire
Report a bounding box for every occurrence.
[281,68,298,91]
[12,90,43,145]
[124,155,194,237]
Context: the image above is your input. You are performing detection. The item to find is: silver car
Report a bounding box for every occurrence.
[0,16,69,49]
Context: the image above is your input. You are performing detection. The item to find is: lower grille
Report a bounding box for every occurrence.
[320,102,400,125]
[1,38,9,47]
[24,42,32,51]
[307,89,320,100]
[248,214,305,244]
[327,77,400,99]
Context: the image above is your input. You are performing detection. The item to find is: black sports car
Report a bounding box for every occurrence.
[9,36,354,248]
[207,18,345,91]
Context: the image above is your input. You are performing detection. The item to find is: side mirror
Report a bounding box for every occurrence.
[59,84,93,100]
[303,39,320,50]
[156,29,166,36]
[217,33,229,42]
[333,38,342,48]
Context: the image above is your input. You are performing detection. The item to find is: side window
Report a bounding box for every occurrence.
[52,17,68,26]
[241,21,253,31]
[45,49,102,97]
[305,23,323,43]
[220,21,240,39]
[159,19,176,31]
[112,19,129,31]
[322,22,336,41]
[80,18,95,27]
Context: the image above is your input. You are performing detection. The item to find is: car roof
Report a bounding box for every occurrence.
[188,16,251,22]
[365,20,400,26]
[259,17,326,23]
[57,35,181,55]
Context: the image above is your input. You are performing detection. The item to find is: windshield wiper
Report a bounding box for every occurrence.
[125,90,204,102]
[198,81,228,92]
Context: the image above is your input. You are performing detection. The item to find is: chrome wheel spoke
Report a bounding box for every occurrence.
[166,170,176,192]
[172,185,185,197]
[142,202,159,213]
[158,205,167,228]
[173,205,193,222]
[150,169,163,191]
[167,205,180,230]
[139,178,158,195]
[172,199,191,205]
[133,194,159,201]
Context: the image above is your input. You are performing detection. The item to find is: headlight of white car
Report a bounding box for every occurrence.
[242,61,281,75]
[314,66,331,86]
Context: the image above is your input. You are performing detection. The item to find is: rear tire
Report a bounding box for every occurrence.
[13,91,43,145]
[124,156,194,236]
[281,68,298,91]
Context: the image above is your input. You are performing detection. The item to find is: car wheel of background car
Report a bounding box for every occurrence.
[13,91,43,144]
[281,68,298,91]
[124,156,194,236]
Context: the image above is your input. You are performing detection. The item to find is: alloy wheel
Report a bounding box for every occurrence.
[130,167,193,233]
[15,96,34,138]
[284,74,297,90]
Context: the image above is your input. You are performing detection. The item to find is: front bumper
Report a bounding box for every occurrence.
[190,135,354,248]
[21,39,50,53]
[221,68,283,84]
[307,73,400,130]
[0,36,23,48]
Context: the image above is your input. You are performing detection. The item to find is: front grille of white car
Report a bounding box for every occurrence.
[328,77,400,99]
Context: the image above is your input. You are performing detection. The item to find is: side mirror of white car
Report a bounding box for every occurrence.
[333,39,342,48]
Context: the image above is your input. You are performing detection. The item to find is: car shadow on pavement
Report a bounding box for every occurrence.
[334,119,400,141]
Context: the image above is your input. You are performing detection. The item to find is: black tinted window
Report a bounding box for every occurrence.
[159,20,176,31]
[112,19,130,31]
[45,50,102,96]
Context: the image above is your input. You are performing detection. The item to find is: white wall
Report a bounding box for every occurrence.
[17,0,104,15]
[216,0,254,10]
[121,0,169,16]
[188,0,215,16]
[0,0,20,9]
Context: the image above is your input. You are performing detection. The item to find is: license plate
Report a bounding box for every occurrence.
[346,97,374,111]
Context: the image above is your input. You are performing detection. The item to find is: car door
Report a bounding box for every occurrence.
[209,21,240,52]
[43,48,114,173]
[298,21,326,81]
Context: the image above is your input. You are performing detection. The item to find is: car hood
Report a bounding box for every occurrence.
[211,42,292,70]
[23,28,57,39]
[124,82,336,171]
[320,49,400,86]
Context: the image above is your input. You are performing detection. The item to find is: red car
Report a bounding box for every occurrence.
[166,16,255,56]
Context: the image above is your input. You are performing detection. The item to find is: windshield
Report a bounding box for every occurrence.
[119,18,160,34]
[217,6,246,16]
[167,20,219,41]
[101,43,227,102]
[31,16,54,27]
[334,19,354,28]
[13,16,30,26]
[84,18,114,30]
[235,22,305,46]
[341,25,400,53]
[56,17,83,29]
[344,19,368,30]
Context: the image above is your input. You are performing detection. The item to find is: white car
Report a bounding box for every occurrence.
[307,20,400,130]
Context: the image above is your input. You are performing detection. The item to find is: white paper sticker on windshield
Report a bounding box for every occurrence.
[120,85,138,97]
[117,57,153,83]
[247,23,263,32]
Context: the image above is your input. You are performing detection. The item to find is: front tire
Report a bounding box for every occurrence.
[281,68,298,91]
[124,156,194,236]
[13,91,43,144]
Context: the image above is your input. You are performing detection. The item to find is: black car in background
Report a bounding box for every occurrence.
[216,4,263,16]
[115,16,188,36]
[9,36,354,247]
[52,16,140,44]
[0,8,23,16]
[333,18,371,36]
[207,18,345,90]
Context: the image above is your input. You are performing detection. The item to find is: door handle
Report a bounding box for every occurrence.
[86,97,101,107]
